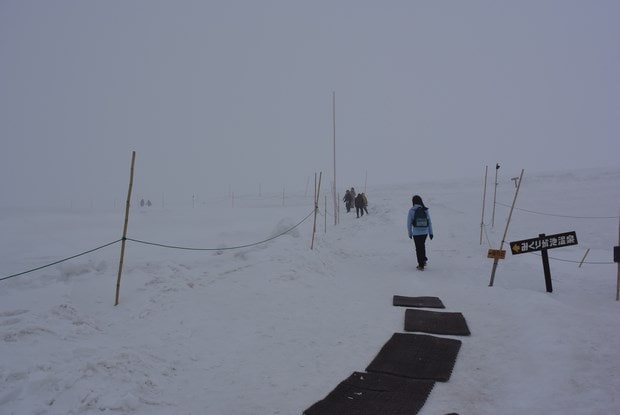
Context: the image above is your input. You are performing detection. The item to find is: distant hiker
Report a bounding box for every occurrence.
[407,195,433,271]
[343,190,353,213]
[147,200,152,207]
[361,192,369,215]
[140,198,145,207]
[355,193,364,218]
[350,187,356,201]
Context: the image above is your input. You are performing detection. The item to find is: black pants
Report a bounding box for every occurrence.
[356,206,363,217]
[412,234,428,267]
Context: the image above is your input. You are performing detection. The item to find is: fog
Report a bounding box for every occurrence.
[1,1,618,208]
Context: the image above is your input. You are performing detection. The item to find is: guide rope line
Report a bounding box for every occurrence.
[0,239,123,282]
[526,251,614,265]
[496,202,618,219]
[1,209,316,282]
[126,208,315,251]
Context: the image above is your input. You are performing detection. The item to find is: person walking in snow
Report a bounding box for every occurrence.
[355,193,364,218]
[343,190,353,213]
[361,192,369,215]
[407,195,433,270]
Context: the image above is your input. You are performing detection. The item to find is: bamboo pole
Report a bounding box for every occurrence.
[480,165,488,245]
[324,195,327,234]
[578,249,590,268]
[311,173,317,249]
[332,92,337,226]
[489,168,524,287]
[311,172,322,250]
[492,163,499,228]
[115,151,136,306]
[616,214,619,301]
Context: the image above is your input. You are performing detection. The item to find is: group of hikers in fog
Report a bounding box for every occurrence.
[342,187,368,218]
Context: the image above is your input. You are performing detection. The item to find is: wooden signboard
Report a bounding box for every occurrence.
[487,249,506,259]
[510,231,578,255]
[509,231,578,293]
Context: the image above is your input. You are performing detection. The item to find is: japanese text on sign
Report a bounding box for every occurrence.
[510,231,578,255]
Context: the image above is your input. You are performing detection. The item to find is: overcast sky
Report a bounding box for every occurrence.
[1,1,618,208]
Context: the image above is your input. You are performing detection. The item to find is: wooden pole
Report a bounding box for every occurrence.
[332,92,337,226]
[324,195,327,234]
[539,233,553,293]
[337,192,340,222]
[616,214,619,301]
[480,165,488,245]
[311,173,317,249]
[489,168,524,287]
[311,172,322,250]
[578,249,590,268]
[492,163,499,228]
[115,151,136,306]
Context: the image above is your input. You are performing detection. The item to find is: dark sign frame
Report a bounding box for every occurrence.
[509,231,578,292]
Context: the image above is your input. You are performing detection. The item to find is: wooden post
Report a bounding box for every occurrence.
[324,195,327,234]
[489,168,524,287]
[616,214,619,301]
[539,233,553,293]
[492,163,499,228]
[115,151,136,306]
[332,92,337,226]
[480,165,488,245]
[311,172,322,250]
[578,249,590,268]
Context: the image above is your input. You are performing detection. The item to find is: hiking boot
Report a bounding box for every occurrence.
[416,265,424,271]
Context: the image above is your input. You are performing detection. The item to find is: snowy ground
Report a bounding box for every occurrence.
[1,167,619,415]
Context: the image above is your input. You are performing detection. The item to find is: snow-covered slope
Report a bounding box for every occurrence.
[1,168,619,414]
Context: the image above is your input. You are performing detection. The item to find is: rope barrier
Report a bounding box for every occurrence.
[526,251,614,265]
[127,208,315,251]
[496,202,618,219]
[1,209,315,283]
[0,239,123,282]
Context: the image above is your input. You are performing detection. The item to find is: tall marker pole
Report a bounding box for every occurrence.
[480,165,488,245]
[332,91,337,225]
[115,151,136,306]
[489,168,524,287]
[616,213,619,300]
[492,163,499,228]
[311,172,322,250]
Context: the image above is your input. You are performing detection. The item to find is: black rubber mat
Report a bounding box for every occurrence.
[393,295,445,309]
[404,309,471,336]
[303,371,435,415]
[366,333,461,382]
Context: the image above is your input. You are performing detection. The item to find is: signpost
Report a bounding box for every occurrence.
[509,231,578,293]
